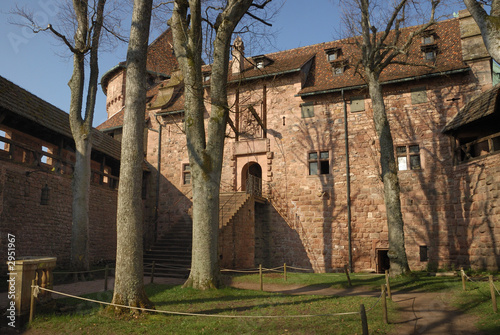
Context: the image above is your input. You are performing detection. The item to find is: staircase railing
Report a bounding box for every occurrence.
[246,174,262,197]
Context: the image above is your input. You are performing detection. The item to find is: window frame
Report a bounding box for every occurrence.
[308,150,330,176]
[182,163,191,185]
[396,144,422,171]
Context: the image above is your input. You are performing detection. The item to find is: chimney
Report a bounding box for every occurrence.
[231,36,245,75]
[459,9,493,88]
[459,9,489,62]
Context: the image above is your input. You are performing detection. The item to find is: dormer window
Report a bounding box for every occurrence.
[330,59,348,76]
[421,29,436,45]
[252,55,273,69]
[325,47,342,63]
[421,44,438,61]
[203,72,211,82]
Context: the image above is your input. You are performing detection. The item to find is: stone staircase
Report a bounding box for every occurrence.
[143,216,192,278]
[143,192,253,278]
[219,192,252,228]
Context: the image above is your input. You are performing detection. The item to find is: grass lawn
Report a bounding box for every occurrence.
[28,274,395,335]
[25,271,500,334]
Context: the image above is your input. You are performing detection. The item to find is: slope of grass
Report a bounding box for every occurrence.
[28,282,394,335]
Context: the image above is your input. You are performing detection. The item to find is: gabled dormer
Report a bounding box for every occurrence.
[252,55,273,69]
[421,29,438,61]
[325,47,342,62]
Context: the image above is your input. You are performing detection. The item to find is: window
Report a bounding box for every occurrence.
[350,96,365,112]
[332,66,344,76]
[411,87,427,104]
[0,129,10,151]
[203,73,211,82]
[308,151,330,175]
[425,50,436,61]
[256,60,264,69]
[422,35,434,45]
[397,145,422,170]
[421,44,437,61]
[41,145,52,165]
[182,163,191,185]
[325,47,341,62]
[301,102,314,118]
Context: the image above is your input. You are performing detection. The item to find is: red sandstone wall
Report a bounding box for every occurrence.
[0,160,117,269]
[145,65,500,272]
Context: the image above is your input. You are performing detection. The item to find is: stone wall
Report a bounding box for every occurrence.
[0,159,118,269]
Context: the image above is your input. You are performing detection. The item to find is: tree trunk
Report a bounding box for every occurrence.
[170,0,254,290]
[70,135,91,271]
[111,0,154,312]
[464,0,500,64]
[68,0,105,272]
[366,71,410,276]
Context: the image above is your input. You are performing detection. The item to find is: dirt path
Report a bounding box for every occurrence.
[228,281,484,335]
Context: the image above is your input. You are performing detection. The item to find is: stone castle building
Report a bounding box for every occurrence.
[98,10,500,273]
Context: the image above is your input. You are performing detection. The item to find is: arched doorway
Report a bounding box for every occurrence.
[241,162,262,196]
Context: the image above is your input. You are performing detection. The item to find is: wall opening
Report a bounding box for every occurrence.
[241,162,262,196]
[377,249,390,273]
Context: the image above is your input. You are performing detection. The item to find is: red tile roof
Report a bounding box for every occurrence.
[98,18,469,128]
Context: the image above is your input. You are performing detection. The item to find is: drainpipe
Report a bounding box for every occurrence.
[342,89,353,273]
[153,115,163,242]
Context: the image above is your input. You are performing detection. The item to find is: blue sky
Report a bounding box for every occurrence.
[0,0,464,127]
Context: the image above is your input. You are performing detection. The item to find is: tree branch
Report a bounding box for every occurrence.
[244,11,272,27]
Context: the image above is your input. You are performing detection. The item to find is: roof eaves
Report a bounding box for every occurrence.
[297,67,470,97]
[156,109,184,116]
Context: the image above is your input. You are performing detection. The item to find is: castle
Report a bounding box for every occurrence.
[2,10,497,273]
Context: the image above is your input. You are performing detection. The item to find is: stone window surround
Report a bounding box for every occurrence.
[181,161,191,185]
[307,150,330,176]
[396,143,422,171]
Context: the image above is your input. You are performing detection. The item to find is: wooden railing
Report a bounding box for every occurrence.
[454,131,500,164]
[0,135,119,189]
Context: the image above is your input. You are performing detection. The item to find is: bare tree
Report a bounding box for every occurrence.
[11,0,126,271]
[464,0,500,63]
[168,0,271,289]
[110,0,154,311]
[341,0,440,276]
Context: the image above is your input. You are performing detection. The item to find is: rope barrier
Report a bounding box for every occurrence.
[32,285,362,319]
[221,269,260,273]
[461,270,495,298]
[53,268,114,275]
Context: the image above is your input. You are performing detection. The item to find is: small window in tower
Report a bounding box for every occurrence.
[182,163,191,185]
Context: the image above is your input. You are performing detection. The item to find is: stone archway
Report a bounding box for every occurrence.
[241,162,262,196]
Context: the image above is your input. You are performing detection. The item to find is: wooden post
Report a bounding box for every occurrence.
[29,279,36,323]
[381,284,388,324]
[461,267,466,291]
[360,304,369,335]
[344,264,352,287]
[284,263,287,282]
[104,265,109,291]
[259,264,263,291]
[385,270,392,300]
[490,275,498,313]
[150,261,156,284]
